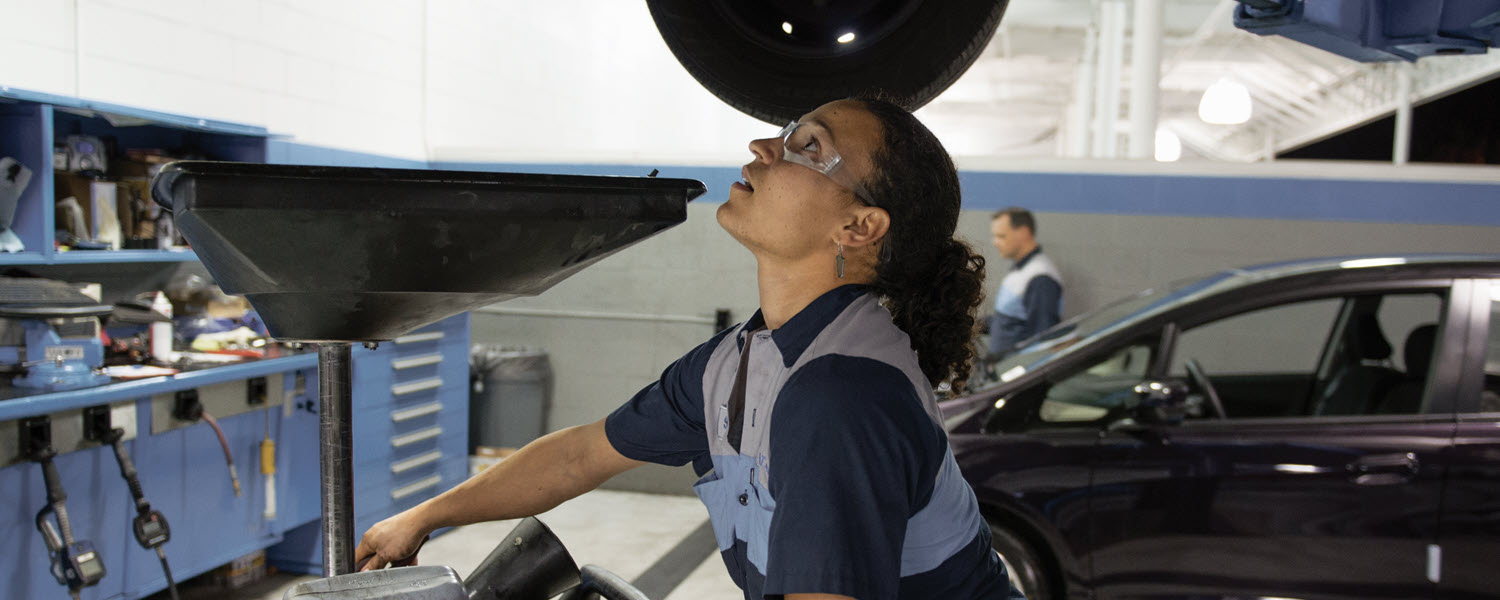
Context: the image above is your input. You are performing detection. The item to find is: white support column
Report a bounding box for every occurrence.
[1127,0,1165,159]
[1068,21,1100,157]
[1092,0,1127,158]
[1393,62,1413,165]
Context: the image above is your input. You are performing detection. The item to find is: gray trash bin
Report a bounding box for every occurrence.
[469,345,552,454]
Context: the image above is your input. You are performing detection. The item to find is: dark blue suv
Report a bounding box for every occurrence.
[943,255,1500,600]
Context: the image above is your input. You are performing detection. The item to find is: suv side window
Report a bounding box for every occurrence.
[1170,292,1444,418]
[1039,341,1154,423]
[1172,299,1340,378]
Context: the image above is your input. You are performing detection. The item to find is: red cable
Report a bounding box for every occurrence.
[200,411,242,496]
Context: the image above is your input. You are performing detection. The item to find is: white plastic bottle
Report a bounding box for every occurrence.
[150,292,173,363]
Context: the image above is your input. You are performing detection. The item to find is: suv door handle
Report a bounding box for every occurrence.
[1346,452,1418,485]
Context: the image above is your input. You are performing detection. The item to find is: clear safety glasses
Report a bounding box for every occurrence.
[776,121,872,204]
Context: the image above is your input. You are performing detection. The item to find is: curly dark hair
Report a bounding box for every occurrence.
[852,97,987,391]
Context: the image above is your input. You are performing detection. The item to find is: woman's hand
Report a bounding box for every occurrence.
[354,509,431,570]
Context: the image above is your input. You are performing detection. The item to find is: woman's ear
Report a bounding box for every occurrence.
[837,205,890,249]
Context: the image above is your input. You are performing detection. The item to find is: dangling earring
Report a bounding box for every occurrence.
[836,243,845,279]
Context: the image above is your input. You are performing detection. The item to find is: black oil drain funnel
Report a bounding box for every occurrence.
[463,517,581,599]
[151,162,704,579]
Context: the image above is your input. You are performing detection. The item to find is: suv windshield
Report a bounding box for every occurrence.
[989,272,1234,379]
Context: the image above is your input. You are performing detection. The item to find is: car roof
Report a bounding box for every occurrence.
[1214,253,1500,283]
[1150,253,1500,312]
[1133,253,1500,318]
[984,253,1500,392]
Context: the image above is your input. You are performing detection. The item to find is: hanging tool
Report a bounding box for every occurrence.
[202,410,242,496]
[84,406,180,600]
[261,408,276,521]
[22,416,106,600]
[173,391,241,496]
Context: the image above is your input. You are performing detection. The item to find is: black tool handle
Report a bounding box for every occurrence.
[109,434,151,513]
[52,501,76,546]
[39,456,68,507]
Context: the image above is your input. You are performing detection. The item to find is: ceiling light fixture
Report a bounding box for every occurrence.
[837,32,856,43]
[1198,78,1252,125]
[782,22,793,34]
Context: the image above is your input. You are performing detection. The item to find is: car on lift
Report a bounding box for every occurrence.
[942,254,1500,600]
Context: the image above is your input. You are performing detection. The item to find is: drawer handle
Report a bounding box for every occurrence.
[392,426,442,447]
[392,353,443,370]
[392,377,443,396]
[391,474,443,499]
[392,402,442,422]
[391,450,443,474]
[395,331,445,344]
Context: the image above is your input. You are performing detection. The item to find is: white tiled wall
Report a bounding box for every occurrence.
[0,0,78,95]
[0,0,766,164]
[421,0,766,165]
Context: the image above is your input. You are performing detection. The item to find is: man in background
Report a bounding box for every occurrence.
[987,207,1063,359]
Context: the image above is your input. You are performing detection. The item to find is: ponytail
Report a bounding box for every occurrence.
[879,239,986,390]
[855,97,988,391]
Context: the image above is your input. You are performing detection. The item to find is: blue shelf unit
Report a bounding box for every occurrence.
[0,88,473,598]
[0,87,266,265]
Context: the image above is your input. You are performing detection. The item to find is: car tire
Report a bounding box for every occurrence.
[646,0,1009,125]
[990,523,1053,600]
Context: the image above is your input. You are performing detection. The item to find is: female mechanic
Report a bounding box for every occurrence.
[355,96,1025,600]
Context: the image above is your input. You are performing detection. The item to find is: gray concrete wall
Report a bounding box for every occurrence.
[474,203,1500,496]
[470,203,757,494]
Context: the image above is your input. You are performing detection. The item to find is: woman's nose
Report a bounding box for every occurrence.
[748,137,781,164]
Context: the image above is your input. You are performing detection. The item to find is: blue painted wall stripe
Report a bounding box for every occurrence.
[268,140,428,169]
[432,161,1500,227]
[958,171,1500,226]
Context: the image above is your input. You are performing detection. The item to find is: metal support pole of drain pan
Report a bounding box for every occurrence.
[318,343,355,577]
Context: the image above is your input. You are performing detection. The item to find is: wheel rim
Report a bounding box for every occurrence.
[714,0,924,56]
[996,551,1029,594]
[991,526,1049,599]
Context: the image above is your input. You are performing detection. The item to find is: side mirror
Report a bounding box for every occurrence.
[980,385,1047,435]
[1127,379,1191,425]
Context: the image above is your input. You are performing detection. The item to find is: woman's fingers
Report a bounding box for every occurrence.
[356,553,383,571]
[354,515,428,572]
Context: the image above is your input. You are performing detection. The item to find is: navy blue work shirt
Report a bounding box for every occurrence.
[607,285,1022,600]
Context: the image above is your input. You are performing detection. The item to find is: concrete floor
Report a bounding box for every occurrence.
[159,489,743,600]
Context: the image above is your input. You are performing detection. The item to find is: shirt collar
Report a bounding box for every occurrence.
[739,284,871,368]
[1013,245,1043,270]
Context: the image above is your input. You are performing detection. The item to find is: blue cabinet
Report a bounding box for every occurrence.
[0,358,318,600]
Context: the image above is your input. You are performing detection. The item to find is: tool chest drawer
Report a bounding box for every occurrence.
[355,406,463,472]
[352,315,468,409]
[352,380,449,442]
[346,313,469,523]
